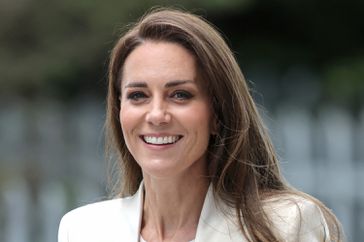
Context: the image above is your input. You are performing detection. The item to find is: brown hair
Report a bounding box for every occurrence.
[105,7,343,242]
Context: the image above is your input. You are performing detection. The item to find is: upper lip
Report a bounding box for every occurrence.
[140,133,182,137]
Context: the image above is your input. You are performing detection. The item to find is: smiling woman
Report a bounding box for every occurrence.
[119,41,212,180]
[58,7,344,242]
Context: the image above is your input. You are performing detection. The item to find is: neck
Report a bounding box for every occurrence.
[141,173,209,241]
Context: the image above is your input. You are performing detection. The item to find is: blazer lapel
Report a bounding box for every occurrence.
[118,182,144,242]
[195,185,247,242]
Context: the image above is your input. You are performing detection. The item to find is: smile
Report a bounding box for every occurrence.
[142,135,182,145]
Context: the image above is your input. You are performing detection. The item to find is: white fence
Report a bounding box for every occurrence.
[0,98,363,242]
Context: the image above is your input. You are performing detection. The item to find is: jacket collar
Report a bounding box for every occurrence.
[121,182,144,242]
[195,185,245,241]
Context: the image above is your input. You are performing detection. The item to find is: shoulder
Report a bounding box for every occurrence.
[58,195,140,242]
[60,198,124,224]
[263,194,330,241]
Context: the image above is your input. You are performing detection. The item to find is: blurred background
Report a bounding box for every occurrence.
[0,0,363,241]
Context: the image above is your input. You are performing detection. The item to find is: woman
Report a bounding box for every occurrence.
[58,8,343,242]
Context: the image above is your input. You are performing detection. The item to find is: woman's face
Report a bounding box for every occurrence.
[119,41,213,179]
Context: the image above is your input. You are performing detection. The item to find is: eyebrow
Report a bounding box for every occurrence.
[124,80,195,88]
[124,82,147,88]
[165,80,194,88]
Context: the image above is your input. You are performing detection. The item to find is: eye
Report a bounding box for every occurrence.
[171,90,193,101]
[127,91,148,102]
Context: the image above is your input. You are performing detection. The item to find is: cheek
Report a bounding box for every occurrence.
[119,108,126,132]
[119,105,141,154]
[119,104,147,140]
[186,104,212,138]
[119,105,136,136]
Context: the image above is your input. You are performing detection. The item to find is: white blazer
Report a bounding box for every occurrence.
[58,183,330,242]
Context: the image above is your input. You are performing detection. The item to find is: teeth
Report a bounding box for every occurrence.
[143,135,180,145]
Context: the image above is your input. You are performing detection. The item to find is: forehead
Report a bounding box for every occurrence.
[125,41,194,70]
[121,41,205,85]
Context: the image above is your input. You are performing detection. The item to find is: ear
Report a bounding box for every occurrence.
[210,115,218,135]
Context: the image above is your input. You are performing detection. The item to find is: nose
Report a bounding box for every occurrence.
[145,98,171,126]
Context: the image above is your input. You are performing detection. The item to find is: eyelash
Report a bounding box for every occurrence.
[126,91,147,101]
[125,90,194,103]
[171,90,193,100]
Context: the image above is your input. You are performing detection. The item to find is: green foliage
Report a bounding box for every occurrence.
[323,58,364,108]
[0,0,363,108]
[0,0,253,97]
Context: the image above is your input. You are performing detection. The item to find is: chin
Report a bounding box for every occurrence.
[139,160,180,178]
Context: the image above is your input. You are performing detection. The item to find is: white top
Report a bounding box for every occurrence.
[140,235,195,242]
[58,182,331,242]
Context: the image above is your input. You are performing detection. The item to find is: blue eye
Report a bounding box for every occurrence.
[127,91,147,101]
[171,90,193,100]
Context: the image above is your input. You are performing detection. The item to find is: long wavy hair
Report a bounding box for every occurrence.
[105,7,342,242]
